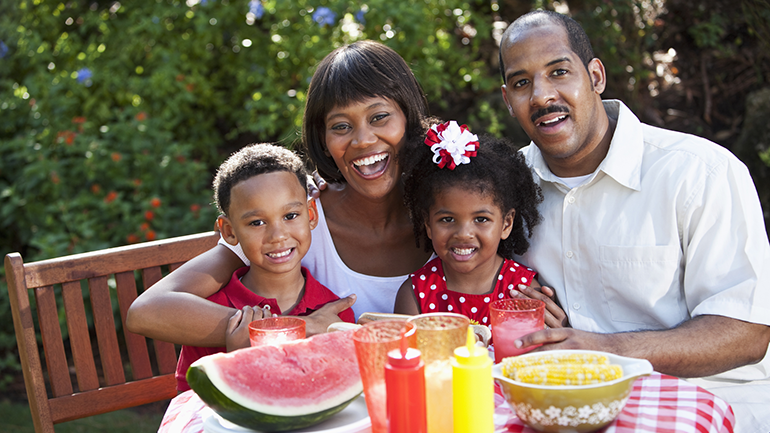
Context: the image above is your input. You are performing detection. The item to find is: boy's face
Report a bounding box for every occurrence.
[220,171,317,276]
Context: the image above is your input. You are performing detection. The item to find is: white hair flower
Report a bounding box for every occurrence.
[424,120,479,170]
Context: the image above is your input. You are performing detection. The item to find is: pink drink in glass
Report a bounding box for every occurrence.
[489,298,545,363]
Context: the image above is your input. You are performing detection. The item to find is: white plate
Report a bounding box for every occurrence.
[202,395,371,433]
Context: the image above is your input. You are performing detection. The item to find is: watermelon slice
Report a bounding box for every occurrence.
[187,330,363,432]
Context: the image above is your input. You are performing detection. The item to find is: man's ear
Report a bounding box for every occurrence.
[307,198,319,230]
[219,215,239,245]
[501,85,515,118]
[501,209,515,240]
[588,58,607,95]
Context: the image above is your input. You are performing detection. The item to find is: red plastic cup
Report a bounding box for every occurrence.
[489,298,545,363]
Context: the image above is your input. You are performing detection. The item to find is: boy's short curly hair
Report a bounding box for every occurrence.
[213,143,308,216]
[401,119,543,258]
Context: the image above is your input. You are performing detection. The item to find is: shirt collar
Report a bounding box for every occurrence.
[230,266,329,315]
[521,99,643,192]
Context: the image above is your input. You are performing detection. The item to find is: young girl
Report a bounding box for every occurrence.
[393,120,543,327]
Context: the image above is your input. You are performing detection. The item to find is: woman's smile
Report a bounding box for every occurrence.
[351,151,390,178]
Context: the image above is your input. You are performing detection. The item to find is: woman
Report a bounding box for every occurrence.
[126,41,433,347]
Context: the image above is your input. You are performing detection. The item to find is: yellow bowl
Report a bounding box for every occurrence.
[492,350,653,433]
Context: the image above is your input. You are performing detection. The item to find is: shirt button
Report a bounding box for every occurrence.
[566,251,574,258]
[572,302,580,310]
[567,196,576,204]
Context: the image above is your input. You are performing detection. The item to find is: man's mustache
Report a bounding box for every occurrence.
[531,105,570,123]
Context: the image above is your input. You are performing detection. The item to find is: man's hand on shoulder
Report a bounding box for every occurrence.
[512,282,570,328]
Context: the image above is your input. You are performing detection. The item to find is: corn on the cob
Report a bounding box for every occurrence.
[501,353,610,378]
[514,364,623,385]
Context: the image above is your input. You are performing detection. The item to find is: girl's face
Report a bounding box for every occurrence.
[324,96,407,200]
[425,185,514,276]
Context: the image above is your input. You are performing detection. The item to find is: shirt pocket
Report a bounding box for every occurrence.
[600,245,683,327]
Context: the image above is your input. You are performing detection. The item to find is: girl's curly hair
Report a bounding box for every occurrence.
[400,118,543,258]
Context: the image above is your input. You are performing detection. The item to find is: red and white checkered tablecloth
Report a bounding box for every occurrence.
[158,372,734,433]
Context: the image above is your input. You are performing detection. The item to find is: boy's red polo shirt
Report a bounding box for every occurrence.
[175,266,354,391]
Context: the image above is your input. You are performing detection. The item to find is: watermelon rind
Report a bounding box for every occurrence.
[187,363,361,432]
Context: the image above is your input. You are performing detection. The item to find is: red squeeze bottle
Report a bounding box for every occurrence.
[385,330,427,433]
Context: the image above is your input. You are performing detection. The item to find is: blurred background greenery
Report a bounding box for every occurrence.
[1,0,769,429]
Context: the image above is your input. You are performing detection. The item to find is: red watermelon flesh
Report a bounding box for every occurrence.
[193,330,362,417]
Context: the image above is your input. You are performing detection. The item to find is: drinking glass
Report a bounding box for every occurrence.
[248,317,306,347]
[352,320,416,433]
[489,298,545,363]
[407,313,469,433]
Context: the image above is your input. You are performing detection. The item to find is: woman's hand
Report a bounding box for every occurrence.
[510,281,570,329]
[306,171,328,200]
[294,294,357,336]
[225,305,275,352]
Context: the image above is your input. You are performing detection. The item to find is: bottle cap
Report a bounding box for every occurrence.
[454,326,489,366]
[387,328,422,368]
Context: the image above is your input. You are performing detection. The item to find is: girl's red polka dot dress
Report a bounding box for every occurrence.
[410,257,537,325]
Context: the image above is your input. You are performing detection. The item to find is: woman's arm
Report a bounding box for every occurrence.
[126,244,245,347]
[393,278,421,315]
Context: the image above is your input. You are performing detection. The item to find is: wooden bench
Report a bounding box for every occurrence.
[4,231,219,433]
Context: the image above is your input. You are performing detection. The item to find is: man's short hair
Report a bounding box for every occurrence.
[499,10,595,83]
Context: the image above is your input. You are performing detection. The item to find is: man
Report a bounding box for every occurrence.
[499,10,770,431]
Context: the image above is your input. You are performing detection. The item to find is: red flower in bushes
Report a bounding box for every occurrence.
[140,222,150,231]
[111,152,122,162]
[126,233,140,244]
[51,172,60,184]
[57,131,77,145]
[145,210,154,221]
[72,116,86,124]
[145,230,156,241]
[176,74,185,82]
[150,197,161,208]
[190,204,201,213]
[133,179,142,186]
[104,191,118,203]
[91,184,101,194]
[135,111,147,121]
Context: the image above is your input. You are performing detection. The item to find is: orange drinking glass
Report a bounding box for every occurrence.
[489,298,545,363]
[352,320,416,433]
[248,317,306,347]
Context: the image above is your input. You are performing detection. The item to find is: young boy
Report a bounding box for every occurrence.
[175,143,355,391]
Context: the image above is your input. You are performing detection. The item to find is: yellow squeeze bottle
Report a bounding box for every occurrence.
[451,327,494,433]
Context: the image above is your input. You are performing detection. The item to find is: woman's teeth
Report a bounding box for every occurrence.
[452,247,475,256]
[353,153,387,167]
[267,249,292,258]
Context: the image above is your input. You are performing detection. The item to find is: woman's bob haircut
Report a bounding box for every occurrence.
[302,40,429,183]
